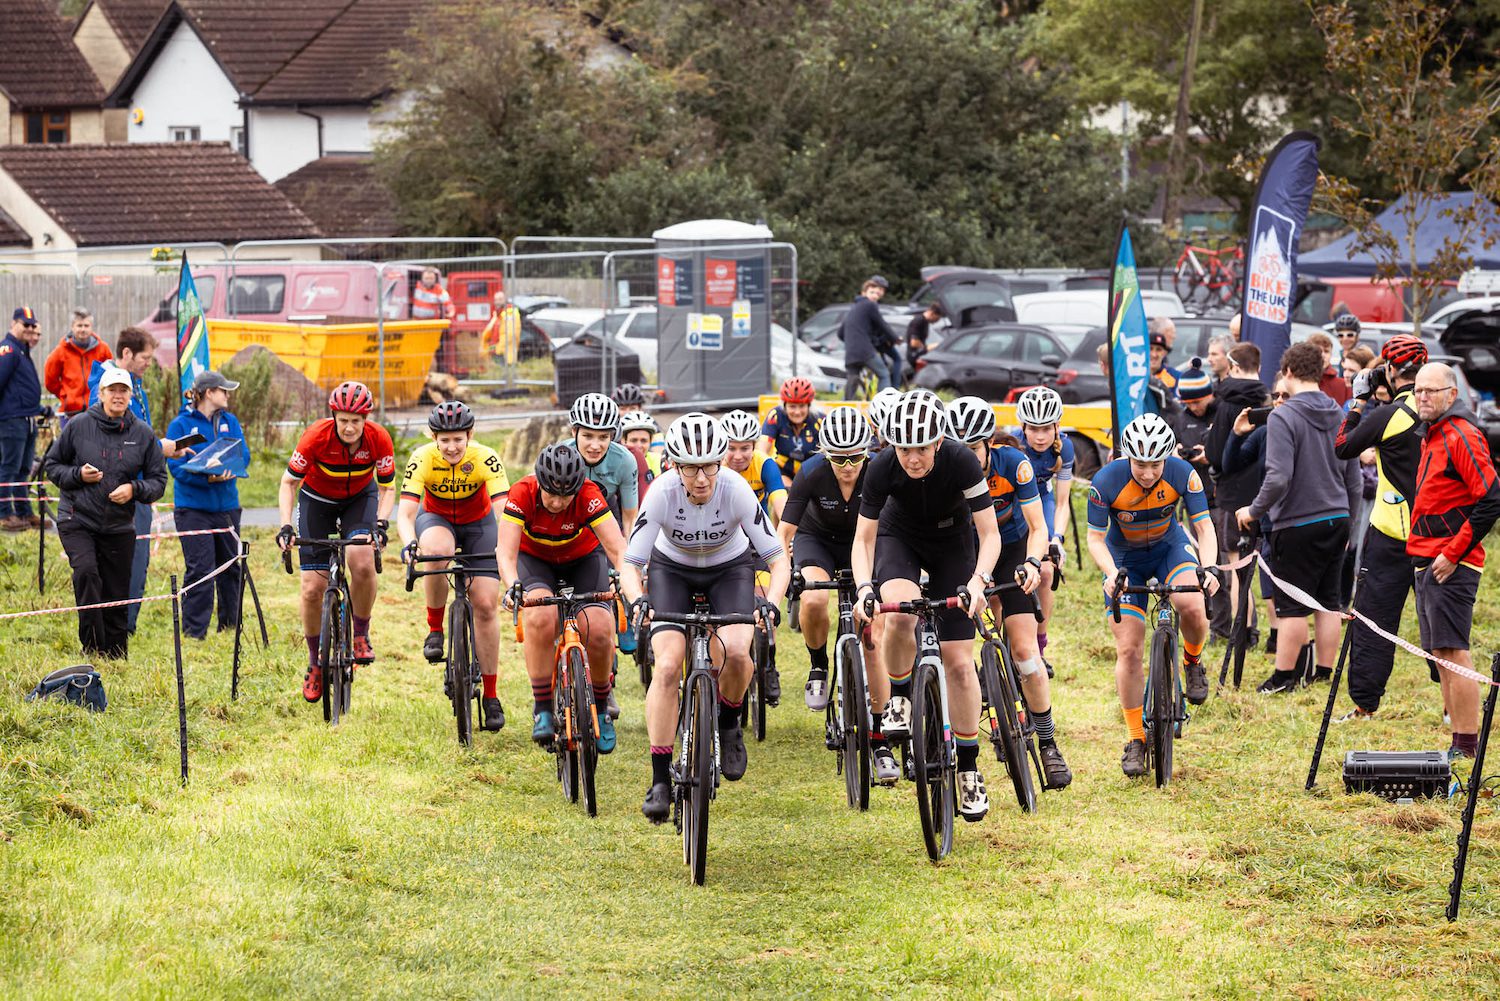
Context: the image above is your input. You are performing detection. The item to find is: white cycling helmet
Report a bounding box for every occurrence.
[1119,412,1176,462]
[867,387,902,438]
[618,410,658,435]
[885,390,948,448]
[945,396,996,445]
[1015,385,1064,426]
[819,405,872,453]
[665,412,729,466]
[569,392,620,433]
[719,409,762,443]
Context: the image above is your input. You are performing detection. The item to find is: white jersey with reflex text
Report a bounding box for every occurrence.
[625,468,784,569]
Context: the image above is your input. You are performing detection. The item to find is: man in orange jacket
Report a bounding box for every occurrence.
[44,308,112,423]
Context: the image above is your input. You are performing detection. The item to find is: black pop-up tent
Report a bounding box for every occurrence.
[1300,192,1500,278]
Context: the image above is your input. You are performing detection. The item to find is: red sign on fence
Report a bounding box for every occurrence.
[705,258,737,308]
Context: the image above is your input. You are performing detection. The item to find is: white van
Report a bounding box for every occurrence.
[1012,289,1186,327]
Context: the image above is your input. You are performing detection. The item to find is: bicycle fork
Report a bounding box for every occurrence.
[919,627,954,767]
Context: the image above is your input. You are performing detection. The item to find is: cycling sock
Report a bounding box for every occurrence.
[650,748,672,785]
[482,674,498,699]
[593,680,612,710]
[807,643,828,673]
[1037,631,1049,656]
[1182,636,1205,661]
[1454,732,1479,756]
[888,666,913,699]
[1124,705,1145,742]
[533,698,553,715]
[426,606,444,631]
[531,678,553,703]
[352,614,370,639]
[955,732,980,771]
[718,696,742,729]
[304,634,319,667]
[1032,706,1055,746]
[869,714,886,744]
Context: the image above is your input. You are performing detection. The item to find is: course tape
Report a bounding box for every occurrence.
[137,527,238,541]
[0,480,46,489]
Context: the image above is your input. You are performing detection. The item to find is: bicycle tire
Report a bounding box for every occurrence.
[752,627,769,742]
[318,589,340,726]
[1172,255,1202,305]
[910,661,954,861]
[637,632,653,690]
[572,647,598,818]
[982,642,1036,813]
[337,588,352,717]
[448,601,474,747]
[1150,626,1177,788]
[684,672,715,885]
[839,632,871,811]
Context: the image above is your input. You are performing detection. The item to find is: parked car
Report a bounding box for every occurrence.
[800,300,916,354]
[1438,304,1500,459]
[1425,295,1500,333]
[911,323,1067,400]
[1012,288,1186,327]
[511,293,572,315]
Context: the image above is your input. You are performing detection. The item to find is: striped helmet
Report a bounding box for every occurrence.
[819,405,872,453]
[618,410,658,435]
[1119,413,1175,462]
[885,390,948,448]
[1015,385,1064,426]
[665,412,729,466]
[719,409,762,443]
[945,396,996,445]
[328,381,373,415]
[1380,334,1427,371]
[569,392,619,433]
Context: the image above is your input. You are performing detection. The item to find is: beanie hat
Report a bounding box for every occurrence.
[1177,359,1213,401]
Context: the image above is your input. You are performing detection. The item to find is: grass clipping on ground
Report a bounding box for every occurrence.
[0,515,1498,1000]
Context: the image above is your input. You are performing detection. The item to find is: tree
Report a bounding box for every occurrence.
[1313,0,1500,328]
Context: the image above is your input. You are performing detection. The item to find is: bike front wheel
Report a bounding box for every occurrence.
[910,661,954,861]
[318,589,344,726]
[1149,626,1177,787]
[683,672,716,885]
[839,632,871,811]
[572,647,598,817]
[448,602,474,747]
[980,641,1036,813]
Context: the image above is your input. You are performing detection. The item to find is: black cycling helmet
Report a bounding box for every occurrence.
[612,383,645,408]
[428,400,475,432]
[535,442,587,495]
[1334,313,1361,334]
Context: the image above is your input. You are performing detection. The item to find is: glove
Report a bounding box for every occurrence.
[1351,368,1374,402]
[372,519,389,549]
[630,595,653,626]
[276,524,295,551]
[1048,537,1064,565]
[504,580,523,611]
[401,541,418,566]
[757,598,781,628]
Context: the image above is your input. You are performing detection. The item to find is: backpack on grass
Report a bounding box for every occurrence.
[26,665,107,713]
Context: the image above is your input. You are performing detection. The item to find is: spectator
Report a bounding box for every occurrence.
[1151,315,1177,351]
[480,290,523,361]
[1228,313,1242,342]
[1334,312,1361,357]
[1238,341,1361,694]
[1218,364,1281,650]
[1148,324,1180,395]
[166,371,250,640]
[1095,342,1109,379]
[1304,332,1351,406]
[410,268,456,320]
[1175,361,1231,637]
[0,307,45,531]
[44,308,113,423]
[1407,362,1500,758]
[839,275,898,399]
[906,303,944,375]
[1205,333,1234,382]
[44,368,167,659]
[1340,345,1376,384]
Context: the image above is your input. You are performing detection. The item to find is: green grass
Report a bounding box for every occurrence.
[2,500,1499,999]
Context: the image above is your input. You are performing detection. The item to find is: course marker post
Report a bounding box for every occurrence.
[244,540,268,647]
[1448,652,1500,921]
[1306,618,1355,790]
[35,485,46,594]
[231,541,247,700]
[171,574,189,786]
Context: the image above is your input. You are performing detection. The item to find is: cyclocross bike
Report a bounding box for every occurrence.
[976,580,1048,813]
[1110,570,1209,787]
[517,580,619,817]
[791,568,872,811]
[406,552,487,748]
[283,536,381,726]
[1161,232,1244,308]
[643,599,761,886]
[743,614,777,742]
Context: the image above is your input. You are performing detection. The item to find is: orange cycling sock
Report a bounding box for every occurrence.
[1182,636,1205,663]
[482,674,498,699]
[1124,705,1145,742]
[426,606,444,631]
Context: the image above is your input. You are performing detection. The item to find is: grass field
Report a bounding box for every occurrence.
[2,504,1499,999]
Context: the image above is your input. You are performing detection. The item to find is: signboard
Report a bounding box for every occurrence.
[736,258,767,304]
[686,313,723,351]
[731,300,751,338]
[657,257,677,307]
[705,258,737,308]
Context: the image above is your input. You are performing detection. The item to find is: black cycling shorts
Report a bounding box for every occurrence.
[793,532,852,576]
[991,538,1035,620]
[517,548,611,608]
[297,485,377,571]
[646,550,756,636]
[415,510,500,579]
[874,528,976,642]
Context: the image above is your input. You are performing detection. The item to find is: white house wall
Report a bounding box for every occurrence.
[126,21,241,146]
[250,106,372,183]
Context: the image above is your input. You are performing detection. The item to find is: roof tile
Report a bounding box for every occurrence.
[274,155,399,237]
[251,0,422,103]
[91,0,172,53]
[0,0,108,108]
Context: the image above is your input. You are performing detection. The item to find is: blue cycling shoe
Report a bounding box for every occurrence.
[595,709,617,754]
[532,710,555,746]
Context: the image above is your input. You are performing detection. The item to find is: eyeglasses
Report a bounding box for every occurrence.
[1411,387,1455,397]
[676,462,721,480]
[826,453,865,467]
[1270,392,1289,401]
[21,323,37,329]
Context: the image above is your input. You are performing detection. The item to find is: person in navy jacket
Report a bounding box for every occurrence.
[0,307,46,531]
[166,370,250,639]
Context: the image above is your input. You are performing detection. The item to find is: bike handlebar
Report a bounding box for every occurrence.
[522,589,618,608]
[1108,569,1209,623]
[983,581,1044,623]
[876,594,967,615]
[281,534,382,575]
[648,609,760,628]
[789,568,858,598]
[403,551,488,592]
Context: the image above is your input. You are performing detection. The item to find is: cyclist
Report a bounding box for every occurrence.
[722,409,788,520]
[1086,413,1220,778]
[760,377,822,481]
[1014,386,1075,671]
[612,383,645,409]
[947,396,1072,788]
[498,443,629,751]
[620,413,789,823]
[277,381,396,701]
[619,410,661,494]
[866,386,901,453]
[397,402,511,732]
[852,390,1001,821]
[777,406,900,782]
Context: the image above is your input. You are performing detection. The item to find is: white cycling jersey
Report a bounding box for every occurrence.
[625,468,784,569]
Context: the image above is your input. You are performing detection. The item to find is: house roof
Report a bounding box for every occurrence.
[86,0,172,53]
[253,0,422,104]
[274,155,399,237]
[0,142,320,246]
[0,0,107,108]
[0,206,30,248]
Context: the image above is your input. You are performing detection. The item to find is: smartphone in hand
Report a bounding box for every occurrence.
[1247,406,1273,427]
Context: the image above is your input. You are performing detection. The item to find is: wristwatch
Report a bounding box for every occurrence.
[1025,556,1043,571]
[977,572,995,586]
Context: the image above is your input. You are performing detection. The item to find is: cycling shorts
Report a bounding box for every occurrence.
[517,549,611,609]
[792,532,852,576]
[1038,490,1058,538]
[1101,524,1199,619]
[990,538,1035,620]
[874,528,976,642]
[646,550,755,636]
[296,484,377,571]
[415,509,499,579]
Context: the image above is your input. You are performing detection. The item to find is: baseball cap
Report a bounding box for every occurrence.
[1149,331,1169,350]
[191,370,240,392]
[1176,360,1213,401]
[866,275,890,289]
[98,367,133,391]
[12,307,37,325]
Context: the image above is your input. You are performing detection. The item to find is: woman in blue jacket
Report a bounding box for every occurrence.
[166,370,250,639]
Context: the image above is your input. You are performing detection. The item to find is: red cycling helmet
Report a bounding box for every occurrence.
[1380,334,1427,370]
[780,377,816,404]
[328,381,374,415]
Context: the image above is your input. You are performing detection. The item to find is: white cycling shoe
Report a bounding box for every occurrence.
[958,770,989,822]
[882,696,912,740]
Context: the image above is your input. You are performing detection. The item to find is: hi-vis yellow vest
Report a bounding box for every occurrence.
[1371,390,1419,541]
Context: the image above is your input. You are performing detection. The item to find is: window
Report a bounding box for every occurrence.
[24,111,69,144]
[227,275,286,314]
[973,330,1019,359]
[943,332,982,355]
[153,276,218,322]
[230,126,246,155]
[170,126,202,142]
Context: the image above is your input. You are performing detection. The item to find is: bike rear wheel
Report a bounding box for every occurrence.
[1171,254,1203,304]
[337,587,353,717]
[683,672,716,885]
[980,641,1036,813]
[910,661,954,861]
[1149,626,1177,787]
[318,589,342,726]
[839,633,871,811]
[448,601,474,747]
[751,627,769,742]
[572,647,598,817]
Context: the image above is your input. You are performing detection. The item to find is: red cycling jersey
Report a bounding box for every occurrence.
[502,475,613,563]
[287,418,396,501]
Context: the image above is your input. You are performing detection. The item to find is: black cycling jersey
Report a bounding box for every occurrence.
[782,453,866,545]
[859,438,990,538]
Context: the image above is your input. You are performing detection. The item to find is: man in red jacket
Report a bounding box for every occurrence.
[1408,362,1500,759]
[43,308,112,422]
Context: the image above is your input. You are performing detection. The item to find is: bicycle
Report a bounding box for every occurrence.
[642,599,761,886]
[517,580,619,817]
[742,615,777,742]
[1161,234,1243,308]
[976,581,1047,813]
[406,552,487,747]
[874,590,971,862]
[1109,571,1209,787]
[791,568,872,811]
[283,536,381,726]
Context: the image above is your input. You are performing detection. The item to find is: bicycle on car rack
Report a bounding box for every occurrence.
[976,580,1049,813]
[406,552,486,747]
[283,536,381,726]
[791,568,873,810]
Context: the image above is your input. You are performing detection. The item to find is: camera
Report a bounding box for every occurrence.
[1247,405,1273,427]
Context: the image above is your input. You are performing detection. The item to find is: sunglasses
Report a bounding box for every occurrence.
[21,322,37,329]
[826,453,865,467]
[1270,392,1289,401]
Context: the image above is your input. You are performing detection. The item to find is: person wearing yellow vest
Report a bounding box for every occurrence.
[480,290,523,365]
[410,268,455,320]
[1333,334,1426,720]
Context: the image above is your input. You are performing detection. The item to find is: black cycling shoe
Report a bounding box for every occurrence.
[482,697,505,732]
[642,782,671,823]
[1257,669,1300,694]
[720,722,748,781]
[423,629,445,663]
[1184,661,1209,705]
[1121,739,1148,777]
[1044,658,1055,679]
[764,665,782,706]
[1040,743,1073,789]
